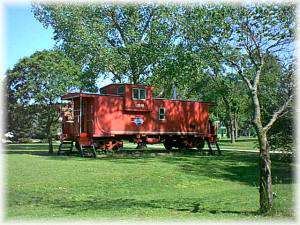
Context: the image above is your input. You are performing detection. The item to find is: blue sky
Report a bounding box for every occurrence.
[4,3,55,71]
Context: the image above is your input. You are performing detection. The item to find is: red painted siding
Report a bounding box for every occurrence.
[61,84,211,139]
[92,95,209,137]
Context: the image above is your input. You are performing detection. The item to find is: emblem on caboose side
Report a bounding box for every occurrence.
[133,116,144,126]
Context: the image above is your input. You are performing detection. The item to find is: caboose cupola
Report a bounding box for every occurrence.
[100,83,154,112]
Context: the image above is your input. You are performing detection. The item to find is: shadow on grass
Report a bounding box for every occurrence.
[5,144,58,155]
[158,152,294,186]
[33,196,258,217]
[5,144,294,186]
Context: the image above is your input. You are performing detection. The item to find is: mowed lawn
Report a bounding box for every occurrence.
[218,138,258,150]
[4,141,295,221]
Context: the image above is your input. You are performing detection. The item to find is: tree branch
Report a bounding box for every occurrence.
[263,94,294,132]
[243,21,262,61]
[106,37,117,47]
[253,56,265,90]
[140,8,155,42]
[108,9,127,46]
[243,40,259,70]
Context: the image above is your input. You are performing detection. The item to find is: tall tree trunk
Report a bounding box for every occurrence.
[250,86,273,213]
[46,107,54,154]
[48,133,53,154]
[255,127,273,213]
[230,116,235,143]
[46,121,53,153]
[225,122,230,138]
[238,57,293,214]
[129,57,139,84]
[234,114,238,139]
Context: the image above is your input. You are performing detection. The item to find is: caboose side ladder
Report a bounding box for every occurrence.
[197,139,221,155]
[57,141,74,155]
[206,139,222,155]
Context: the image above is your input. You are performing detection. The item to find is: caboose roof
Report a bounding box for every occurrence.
[99,83,154,90]
[61,83,215,105]
[61,93,101,100]
[61,92,215,105]
[62,84,153,100]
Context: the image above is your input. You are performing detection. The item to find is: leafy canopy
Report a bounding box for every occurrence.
[33,3,181,87]
[7,49,81,105]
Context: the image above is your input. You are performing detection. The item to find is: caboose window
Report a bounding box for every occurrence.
[159,107,166,120]
[133,88,139,99]
[132,88,147,100]
[139,89,146,100]
[117,85,125,95]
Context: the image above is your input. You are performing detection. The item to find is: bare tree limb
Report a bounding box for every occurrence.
[243,40,259,70]
[243,21,262,61]
[240,73,253,91]
[140,8,155,43]
[106,37,117,47]
[253,57,265,90]
[263,94,295,132]
[108,9,127,46]
[265,37,291,53]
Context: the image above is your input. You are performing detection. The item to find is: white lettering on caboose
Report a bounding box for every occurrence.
[135,103,145,108]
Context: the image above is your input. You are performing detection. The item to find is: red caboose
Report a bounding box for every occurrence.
[58,83,220,157]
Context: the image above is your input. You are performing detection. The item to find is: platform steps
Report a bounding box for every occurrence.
[57,141,74,155]
[78,144,97,158]
[199,140,222,156]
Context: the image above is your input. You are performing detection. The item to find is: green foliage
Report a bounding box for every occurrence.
[178,5,295,145]
[6,143,295,219]
[146,4,295,143]
[31,4,295,146]
[6,104,55,141]
[259,57,295,153]
[32,3,180,86]
[6,50,81,144]
[7,50,80,105]
[268,112,294,156]
[6,104,33,141]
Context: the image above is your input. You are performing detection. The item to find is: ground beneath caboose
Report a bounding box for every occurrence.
[4,140,295,221]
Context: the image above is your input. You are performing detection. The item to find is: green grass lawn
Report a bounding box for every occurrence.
[4,142,295,221]
[218,138,258,150]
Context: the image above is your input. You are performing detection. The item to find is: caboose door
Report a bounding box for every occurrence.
[72,98,81,136]
[81,97,94,134]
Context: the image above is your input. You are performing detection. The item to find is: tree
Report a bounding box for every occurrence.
[6,50,81,152]
[32,3,180,87]
[147,44,251,143]
[200,75,251,143]
[178,5,295,213]
[29,3,295,213]
[261,61,295,159]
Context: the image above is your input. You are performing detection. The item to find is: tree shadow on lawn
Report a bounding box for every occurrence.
[5,144,59,156]
[44,197,258,217]
[86,151,294,187]
[5,144,294,186]
[158,152,294,187]
[4,144,82,158]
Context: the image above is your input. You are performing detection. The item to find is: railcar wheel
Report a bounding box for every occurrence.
[136,142,147,149]
[91,144,97,158]
[75,141,80,151]
[164,142,173,151]
[196,140,205,151]
[57,143,63,155]
[75,141,84,157]
[77,144,84,157]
